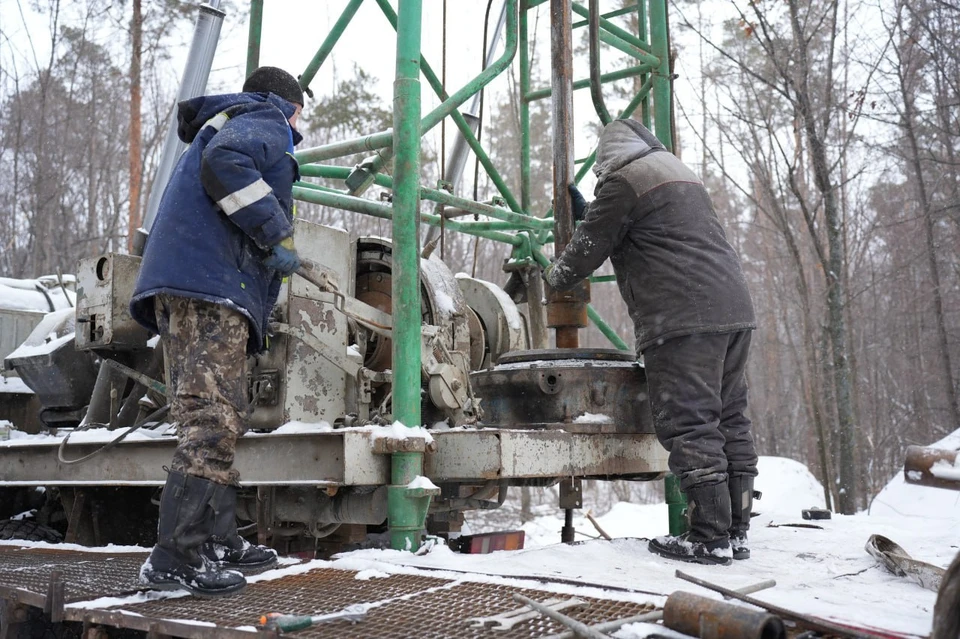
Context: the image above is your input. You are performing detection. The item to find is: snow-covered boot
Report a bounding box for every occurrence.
[200,484,277,571]
[648,481,733,566]
[140,470,246,597]
[729,474,756,560]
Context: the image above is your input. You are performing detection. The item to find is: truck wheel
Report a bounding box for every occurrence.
[0,519,63,543]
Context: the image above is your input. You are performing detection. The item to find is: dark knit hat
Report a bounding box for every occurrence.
[242,66,304,107]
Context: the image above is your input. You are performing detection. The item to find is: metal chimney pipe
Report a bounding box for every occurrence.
[133,2,226,256]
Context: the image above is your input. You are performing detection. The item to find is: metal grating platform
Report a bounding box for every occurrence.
[0,545,657,638]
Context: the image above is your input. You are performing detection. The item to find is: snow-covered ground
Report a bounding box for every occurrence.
[6,451,952,637]
[326,454,957,638]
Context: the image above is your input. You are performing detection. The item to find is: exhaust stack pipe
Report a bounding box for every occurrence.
[133,1,226,256]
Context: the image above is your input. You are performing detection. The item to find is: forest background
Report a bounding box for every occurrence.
[1,0,958,517]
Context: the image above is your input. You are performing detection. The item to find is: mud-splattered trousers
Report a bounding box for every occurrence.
[642,330,759,492]
[155,294,249,486]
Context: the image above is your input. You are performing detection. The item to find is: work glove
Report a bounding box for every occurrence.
[569,183,588,222]
[264,236,301,277]
[542,260,556,286]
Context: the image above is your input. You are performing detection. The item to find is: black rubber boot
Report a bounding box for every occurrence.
[200,484,277,571]
[729,474,755,560]
[648,481,733,566]
[140,470,247,597]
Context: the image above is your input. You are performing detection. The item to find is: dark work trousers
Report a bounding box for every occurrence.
[155,294,250,486]
[642,330,759,491]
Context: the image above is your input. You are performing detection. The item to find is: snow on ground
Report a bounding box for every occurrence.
[0,446,954,635]
[326,456,957,637]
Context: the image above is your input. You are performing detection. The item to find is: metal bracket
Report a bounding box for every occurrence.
[44,570,64,623]
[559,477,583,509]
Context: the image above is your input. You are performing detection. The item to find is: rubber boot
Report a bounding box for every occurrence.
[139,470,247,597]
[648,481,733,566]
[200,484,278,571]
[729,474,755,560]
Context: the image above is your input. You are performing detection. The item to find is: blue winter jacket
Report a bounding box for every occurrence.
[130,92,303,354]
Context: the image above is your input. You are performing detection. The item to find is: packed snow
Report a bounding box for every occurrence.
[2,454,954,636]
[0,276,76,313]
[327,455,956,637]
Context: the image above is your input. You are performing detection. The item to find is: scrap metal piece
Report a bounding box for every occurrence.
[675,570,893,639]
[467,597,585,630]
[904,445,960,491]
[663,590,785,639]
[865,534,945,592]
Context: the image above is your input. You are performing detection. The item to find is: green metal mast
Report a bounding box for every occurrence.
[247,0,674,551]
[387,0,432,552]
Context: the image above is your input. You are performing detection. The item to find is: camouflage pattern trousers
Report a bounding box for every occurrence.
[155,294,249,486]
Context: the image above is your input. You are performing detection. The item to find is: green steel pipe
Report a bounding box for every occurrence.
[665,474,689,535]
[299,164,392,188]
[589,275,617,283]
[519,1,531,213]
[596,29,659,65]
[425,185,550,229]
[292,186,394,220]
[390,0,425,552]
[370,0,522,213]
[292,180,347,195]
[587,304,630,351]
[295,131,393,165]
[637,0,647,42]
[572,2,651,52]
[303,0,520,213]
[525,64,652,101]
[638,0,651,128]
[649,0,672,149]
[245,0,263,78]
[418,0,517,134]
[300,164,548,229]
[574,74,653,183]
[298,0,365,94]
[292,184,525,245]
[572,3,640,26]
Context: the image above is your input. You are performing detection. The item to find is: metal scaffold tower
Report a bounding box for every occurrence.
[240,0,672,550]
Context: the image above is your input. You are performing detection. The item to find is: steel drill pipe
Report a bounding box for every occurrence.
[904,446,960,491]
[549,0,588,348]
[663,591,785,639]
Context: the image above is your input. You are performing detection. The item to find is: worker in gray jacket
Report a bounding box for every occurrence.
[545,118,759,565]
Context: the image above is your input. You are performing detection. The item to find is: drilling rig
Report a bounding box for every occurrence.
[2,0,674,557]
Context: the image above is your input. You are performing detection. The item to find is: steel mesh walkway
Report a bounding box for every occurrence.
[0,544,657,638]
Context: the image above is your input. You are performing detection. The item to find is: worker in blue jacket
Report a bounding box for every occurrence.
[131,67,304,597]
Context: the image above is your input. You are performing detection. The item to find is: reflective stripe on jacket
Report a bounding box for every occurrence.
[131,92,303,353]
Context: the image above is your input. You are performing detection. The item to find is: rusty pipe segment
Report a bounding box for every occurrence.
[904,445,960,491]
[663,591,785,639]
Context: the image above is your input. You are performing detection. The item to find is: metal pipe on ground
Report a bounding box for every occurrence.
[904,445,960,491]
[542,579,776,639]
[663,591,784,639]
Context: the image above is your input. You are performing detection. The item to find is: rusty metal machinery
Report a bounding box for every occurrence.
[0,0,677,562]
[472,348,652,434]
